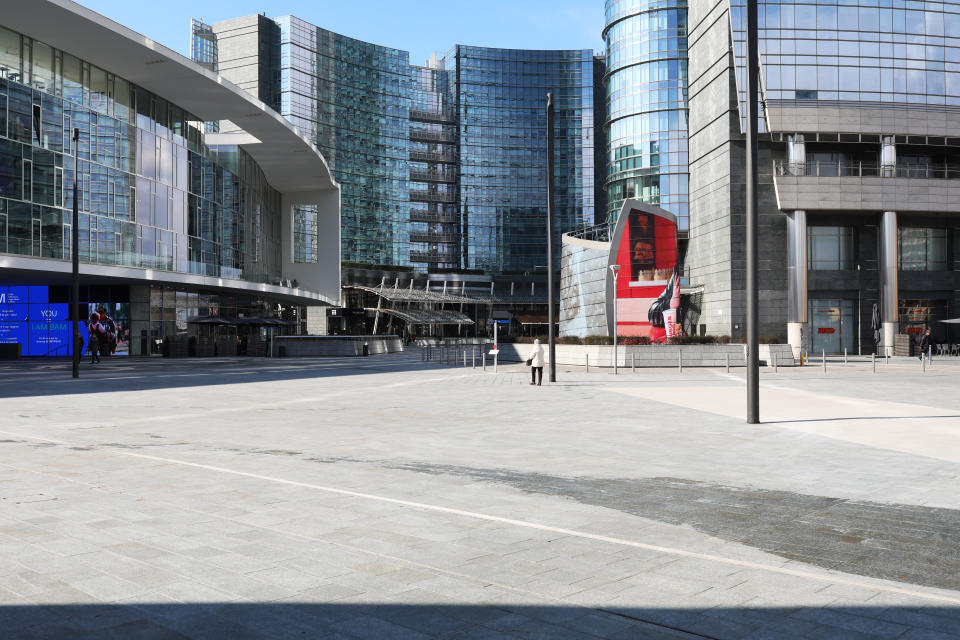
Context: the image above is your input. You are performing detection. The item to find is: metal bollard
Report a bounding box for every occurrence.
[928,346,933,368]
[822,349,826,374]
[472,349,476,369]
[923,351,927,373]
[482,352,486,371]
[678,350,682,373]
[844,348,847,365]
[586,353,589,374]
[632,352,635,373]
[726,352,730,373]
[463,350,466,367]
[872,352,876,373]
[773,352,778,374]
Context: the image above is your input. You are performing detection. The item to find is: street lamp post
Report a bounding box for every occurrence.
[546,92,556,382]
[610,264,620,374]
[71,127,80,379]
[745,0,760,423]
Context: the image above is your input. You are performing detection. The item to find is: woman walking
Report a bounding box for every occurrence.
[528,338,545,386]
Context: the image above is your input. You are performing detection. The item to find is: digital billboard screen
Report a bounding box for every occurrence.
[0,286,75,356]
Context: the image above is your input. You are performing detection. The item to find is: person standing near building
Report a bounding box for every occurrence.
[528,338,545,386]
[87,313,102,364]
[919,328,933,361]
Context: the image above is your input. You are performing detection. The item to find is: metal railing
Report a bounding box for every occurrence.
[409,128,456,143]
[410,169,457,183]
[409,108,456,123]
[410,190,456,203]
[409,231,460,244]
[410,209,460,223]
[775,160,960,179]
[410,150,457,163]
[410,250,456,263]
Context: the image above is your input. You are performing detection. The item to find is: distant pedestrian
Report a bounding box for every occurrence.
[528,338,544,386]
[918,328,933,361]
[87,313,102,364]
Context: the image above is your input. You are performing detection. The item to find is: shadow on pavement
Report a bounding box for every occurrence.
[3,602,960,639]
[0,350,476,399]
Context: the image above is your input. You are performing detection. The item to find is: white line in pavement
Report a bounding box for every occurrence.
[1,428,959,607]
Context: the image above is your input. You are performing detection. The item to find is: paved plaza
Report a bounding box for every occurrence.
[0,352,958,639]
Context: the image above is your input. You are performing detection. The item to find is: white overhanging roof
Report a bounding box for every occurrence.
[4,0,336,195]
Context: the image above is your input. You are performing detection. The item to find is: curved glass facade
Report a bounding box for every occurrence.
[275,16,410,268]
[604,0,689,231]
[454,46,598,273]
[0,25,283,284]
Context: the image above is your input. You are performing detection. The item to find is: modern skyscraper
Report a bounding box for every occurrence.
[203,15,604,319]
[603,0,689,232]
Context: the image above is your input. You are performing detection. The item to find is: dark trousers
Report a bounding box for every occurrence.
[531,366,543,385]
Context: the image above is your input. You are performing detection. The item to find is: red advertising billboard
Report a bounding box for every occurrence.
[608,201,679,342]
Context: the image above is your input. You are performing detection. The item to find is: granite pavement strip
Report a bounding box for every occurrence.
[0,352,957,639]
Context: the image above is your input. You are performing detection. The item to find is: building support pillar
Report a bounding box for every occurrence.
[786,209,807,359]
[879,211,899,355]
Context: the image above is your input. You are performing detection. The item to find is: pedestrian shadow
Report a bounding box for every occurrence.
[2,602,959,639]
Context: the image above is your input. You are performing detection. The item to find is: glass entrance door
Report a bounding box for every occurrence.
[810,299,855,354]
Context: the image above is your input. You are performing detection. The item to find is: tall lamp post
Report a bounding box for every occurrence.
[745,0,760,423]
[609,264,620,374]
[546,92,556,382]
[71,127,80,379]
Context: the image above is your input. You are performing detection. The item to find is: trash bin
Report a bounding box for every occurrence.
[362,342,369,357]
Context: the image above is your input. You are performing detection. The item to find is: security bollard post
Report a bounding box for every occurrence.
[586,353,589,374]
[463,350,466,367]
[872,352,876,373]
[678,350,682,373]
[482,352,486,371]
[726,352,730,374]
[472,349,476,369]
[632,352,636,373]
[773,352,778,374]
[822,349,826,374]
[844,348,847,365]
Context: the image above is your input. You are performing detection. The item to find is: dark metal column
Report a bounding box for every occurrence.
[546,92,556,382]
[745,0,759,423]
[71,127,80,379]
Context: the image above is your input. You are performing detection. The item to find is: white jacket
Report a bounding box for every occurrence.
[528,343,545,367]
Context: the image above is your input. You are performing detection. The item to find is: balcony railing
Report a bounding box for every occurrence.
[410,190,456,203]
[409,231,460,244]
[410,169,457,183]
[410,209,459,223]
[411,250,457,263]
[410,150,457,163]
[409,128,456,143]
[410,108,456,124]
[775,160,960,179]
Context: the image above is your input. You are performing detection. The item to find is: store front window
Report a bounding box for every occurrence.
[809,298,855,354]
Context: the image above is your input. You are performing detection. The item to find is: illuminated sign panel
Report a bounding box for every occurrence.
[609,201,680,342]
[0,286,77,356]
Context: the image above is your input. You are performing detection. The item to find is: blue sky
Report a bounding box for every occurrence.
[80,0,605,65]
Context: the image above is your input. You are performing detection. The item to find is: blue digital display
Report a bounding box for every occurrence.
[0,286,79,356]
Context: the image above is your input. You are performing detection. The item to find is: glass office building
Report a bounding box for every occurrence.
[453,46,598,273]
[208,16,604,277]
[0,2,340,357]
[274,16,411,268]
[603,0,690,232]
